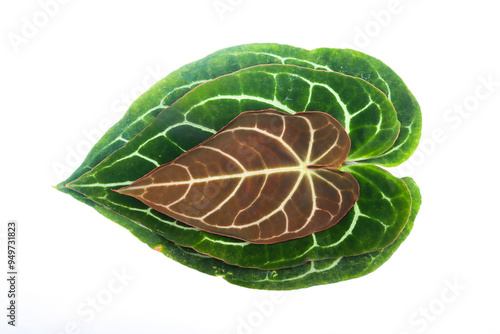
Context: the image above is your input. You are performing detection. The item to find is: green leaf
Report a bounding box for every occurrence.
[66,65,408,269]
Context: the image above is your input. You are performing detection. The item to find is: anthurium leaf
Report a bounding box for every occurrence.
[117,110,359,244]
[58,43,420,196]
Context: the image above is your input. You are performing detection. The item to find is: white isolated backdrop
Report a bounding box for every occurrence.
[1,0,499,333]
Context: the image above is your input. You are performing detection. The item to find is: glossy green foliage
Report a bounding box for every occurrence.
[57,44,422,289]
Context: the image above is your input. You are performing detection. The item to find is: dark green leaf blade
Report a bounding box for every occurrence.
[66,65,403,268]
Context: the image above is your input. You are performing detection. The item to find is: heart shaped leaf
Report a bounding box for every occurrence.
[117,110,359,244]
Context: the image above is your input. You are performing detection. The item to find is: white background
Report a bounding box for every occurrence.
[1,0,499,333]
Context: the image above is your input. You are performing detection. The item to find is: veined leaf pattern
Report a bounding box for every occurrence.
[117,110,359,244]
[66,65,410,269]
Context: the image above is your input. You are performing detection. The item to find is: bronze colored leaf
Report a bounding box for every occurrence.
[117,110,359,244]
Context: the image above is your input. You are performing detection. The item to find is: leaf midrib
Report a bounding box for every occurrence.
[121,166,339,192]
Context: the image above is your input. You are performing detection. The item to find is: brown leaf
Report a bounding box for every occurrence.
[117,109,359,244]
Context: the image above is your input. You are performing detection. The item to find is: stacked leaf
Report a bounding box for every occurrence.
[56,43,422,290]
